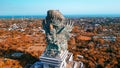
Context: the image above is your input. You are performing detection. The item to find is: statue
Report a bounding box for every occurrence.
[42,10,74,58]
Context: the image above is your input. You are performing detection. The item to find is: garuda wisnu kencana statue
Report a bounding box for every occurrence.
[42,10,74,58]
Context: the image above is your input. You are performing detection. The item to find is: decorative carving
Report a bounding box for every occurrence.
[42,10,74,57]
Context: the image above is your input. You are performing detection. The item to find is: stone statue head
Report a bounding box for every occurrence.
[46,10,65,28]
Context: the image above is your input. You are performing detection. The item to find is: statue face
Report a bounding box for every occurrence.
[51,20,59,27]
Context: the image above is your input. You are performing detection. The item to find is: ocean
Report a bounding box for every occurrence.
[0,14,120,19]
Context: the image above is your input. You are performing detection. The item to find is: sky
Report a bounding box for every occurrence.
[0,0,120,15]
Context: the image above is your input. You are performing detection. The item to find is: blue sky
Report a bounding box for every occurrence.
[0,0,120,15]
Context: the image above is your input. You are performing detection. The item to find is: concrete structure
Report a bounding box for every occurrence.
[31,51,73,68]
[40,51,69,68]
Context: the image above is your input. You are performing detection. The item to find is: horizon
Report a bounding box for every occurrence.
[0,0,120,15]
[1,14,120,16]
[1,14,120,19]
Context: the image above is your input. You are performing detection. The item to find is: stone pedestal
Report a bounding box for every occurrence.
[40,50,68,68]
[30,50,74,68]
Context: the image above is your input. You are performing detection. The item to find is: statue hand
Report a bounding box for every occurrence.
[64,20,74,32]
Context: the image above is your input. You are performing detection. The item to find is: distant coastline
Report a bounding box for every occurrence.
[0,14,120,19]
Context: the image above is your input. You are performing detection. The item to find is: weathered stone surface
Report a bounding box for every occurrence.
[46,10,65,22]
[42,10,74,57]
